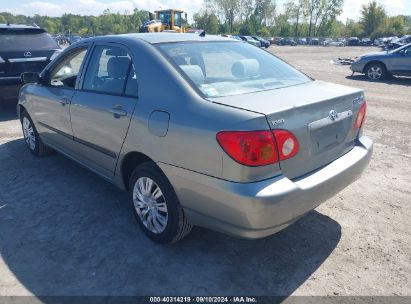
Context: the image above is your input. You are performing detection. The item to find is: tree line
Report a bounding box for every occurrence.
[0,9,149,36]
[194,0,411,38]
[0,1,410,39]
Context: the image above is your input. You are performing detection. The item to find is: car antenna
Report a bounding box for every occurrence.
[199,30,206,37]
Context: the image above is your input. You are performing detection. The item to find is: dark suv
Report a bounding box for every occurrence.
[0,24,61,102]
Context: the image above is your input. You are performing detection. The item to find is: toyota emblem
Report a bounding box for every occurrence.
[24,51,32,57]
[329,110,338,121]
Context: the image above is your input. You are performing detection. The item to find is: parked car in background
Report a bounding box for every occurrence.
[361,38,373,46]
[18,33,372,244]
[323,39,344,47]
[0,23,61,103]
[269,37,283,45]
[347,37,361,46]
[338,38,347,46]
[384,35,411,50]
[277,38,297,46]
[252,36,270,48]
[351,43,411,80]
[239,36,261,47]
[309,38,320,45]
[374,37,388,46]
[297,38,307,45]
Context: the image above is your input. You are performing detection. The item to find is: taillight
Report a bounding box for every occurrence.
[216,131,278,166]
[354,101,367,129]
[216,129,299,166]
[272,130,299,160]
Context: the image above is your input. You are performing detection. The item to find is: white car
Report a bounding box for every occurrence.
[323,40,344,47]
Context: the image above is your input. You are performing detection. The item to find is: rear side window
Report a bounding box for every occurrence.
[83,45,133,95]
[0,29,58,51]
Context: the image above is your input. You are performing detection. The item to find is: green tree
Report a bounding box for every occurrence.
[193,10,219,33]
[214,0,239,32]
[344,19,364,37]
[284,0,307,37]
[360,0,386,37]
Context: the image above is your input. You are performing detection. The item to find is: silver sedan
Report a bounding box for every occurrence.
[18,33,372,243]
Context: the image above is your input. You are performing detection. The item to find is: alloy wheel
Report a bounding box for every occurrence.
[367,66,383,80]
[22,117,36,151]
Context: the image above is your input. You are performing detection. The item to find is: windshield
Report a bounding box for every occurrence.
[157,41,310,98]
[0,32,58,51]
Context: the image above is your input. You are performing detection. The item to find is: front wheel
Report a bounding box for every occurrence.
[21,111,53,156]
[365,63,387,81]
[129,162,192,244]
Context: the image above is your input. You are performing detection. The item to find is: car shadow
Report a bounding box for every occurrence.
[346,74,411,86]
[0,139,341,297]
[0,101,18,122]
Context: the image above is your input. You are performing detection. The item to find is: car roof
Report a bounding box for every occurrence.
[0,23,42,29]
[90,33,238,44]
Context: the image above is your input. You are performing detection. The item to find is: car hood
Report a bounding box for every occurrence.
[361,51,388,58]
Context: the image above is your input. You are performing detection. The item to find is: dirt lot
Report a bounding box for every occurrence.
[0,46,410,297]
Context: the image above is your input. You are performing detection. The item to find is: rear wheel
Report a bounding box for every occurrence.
[21,111,53,156]
[129,162,192,244]
[365,62,387,81]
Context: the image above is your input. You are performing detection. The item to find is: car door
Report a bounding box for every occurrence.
[69,43,138,177]
[29,45,90,150]
[391,46,411,76]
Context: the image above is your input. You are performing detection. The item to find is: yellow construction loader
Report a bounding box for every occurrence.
[139,9,187,33]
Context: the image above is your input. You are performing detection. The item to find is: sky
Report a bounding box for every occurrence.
[1,0,410,23]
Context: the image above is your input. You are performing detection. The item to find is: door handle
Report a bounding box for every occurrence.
[59,97,70,106]
[110,105,127,118]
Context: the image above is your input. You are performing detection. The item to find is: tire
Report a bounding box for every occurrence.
[365,62,387,81]
[21,111,53,156]
[129,162,192,244]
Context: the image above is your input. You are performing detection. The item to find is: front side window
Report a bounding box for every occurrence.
[157,41,310,98]
[50,47,88,88]
[83,45,132,95]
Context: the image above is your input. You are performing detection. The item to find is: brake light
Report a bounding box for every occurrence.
[216,129,299,166]
[216,131,278,166]
[354,101,367,129]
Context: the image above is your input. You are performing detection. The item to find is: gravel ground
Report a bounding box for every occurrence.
[0,46,410,297]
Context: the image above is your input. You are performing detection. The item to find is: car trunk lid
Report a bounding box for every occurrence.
[210,80,365,179]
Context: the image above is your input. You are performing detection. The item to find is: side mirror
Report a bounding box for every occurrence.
[21,72,40,84]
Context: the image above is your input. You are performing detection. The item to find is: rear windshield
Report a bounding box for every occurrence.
[157,41,310,98]
[0,31,58,51]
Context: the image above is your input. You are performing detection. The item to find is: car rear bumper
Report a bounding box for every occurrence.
[159,136,373,239]
[0,77,22,102]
